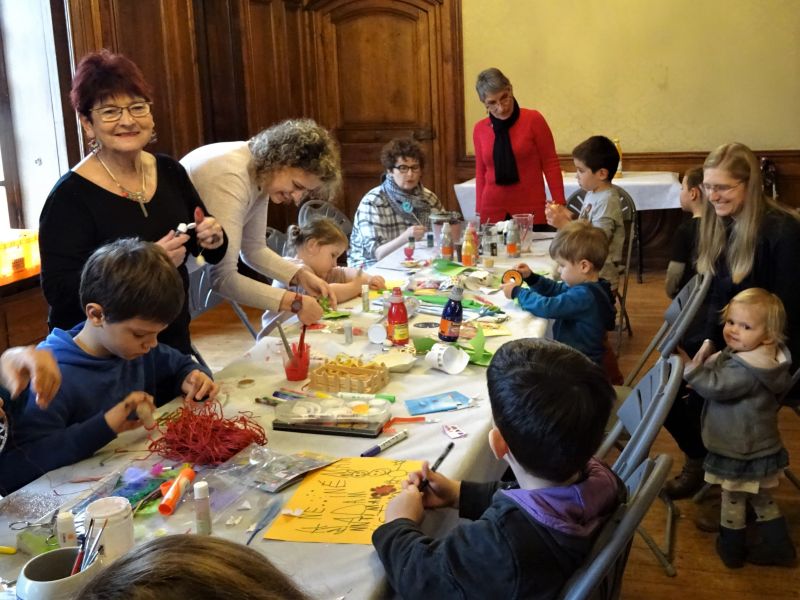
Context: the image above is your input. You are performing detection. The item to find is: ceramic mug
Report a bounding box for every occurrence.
[15,547,102,600]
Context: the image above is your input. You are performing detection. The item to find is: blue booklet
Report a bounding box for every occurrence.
[405,392,472,415]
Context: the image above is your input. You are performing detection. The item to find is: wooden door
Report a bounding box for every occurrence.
[304,0,454,217]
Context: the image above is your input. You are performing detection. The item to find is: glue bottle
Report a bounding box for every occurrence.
[440,222,453,261]
[56,511,77,547]
[386,287,409,346]
[193,481,212,535]
[438,286,464,343]
[159,467,196,516]
[361,283,370,312]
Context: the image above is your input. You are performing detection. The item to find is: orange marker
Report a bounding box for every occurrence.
[158,467,196,516]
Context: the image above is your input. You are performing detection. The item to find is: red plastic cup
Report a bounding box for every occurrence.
[283,343,310,381]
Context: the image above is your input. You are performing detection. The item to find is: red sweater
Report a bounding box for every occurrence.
[473,108,565,224]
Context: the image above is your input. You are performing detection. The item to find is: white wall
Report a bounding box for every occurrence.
[1,0,68,228]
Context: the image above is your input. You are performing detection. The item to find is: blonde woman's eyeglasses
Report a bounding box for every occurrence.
[702,181,744,194]
[91,102,152,123]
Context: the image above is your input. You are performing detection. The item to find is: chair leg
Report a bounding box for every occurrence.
[190,343,209,369]
[636,491,679,577]
[784,468,800,491]
[692,482,713,504]
[229,301,258,339]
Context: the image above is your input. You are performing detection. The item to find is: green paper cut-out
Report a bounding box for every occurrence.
[431,259,476,276]
[411,325,493,367]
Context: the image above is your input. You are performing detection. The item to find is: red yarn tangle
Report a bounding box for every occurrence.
[148,398,267,465]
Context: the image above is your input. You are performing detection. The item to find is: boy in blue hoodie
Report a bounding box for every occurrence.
[0,239,217,494]
[502,219,616,369]
[373,339,623,599]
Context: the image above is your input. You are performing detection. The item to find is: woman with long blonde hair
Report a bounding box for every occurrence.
[663,143,800,512]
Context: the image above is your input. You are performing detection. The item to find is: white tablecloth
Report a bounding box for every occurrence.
[454,171,681,221]
[0,242,554,598]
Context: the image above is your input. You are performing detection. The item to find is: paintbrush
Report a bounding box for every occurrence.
[297,325,307,358]
[246,499,282,546]
[275,322,294,360]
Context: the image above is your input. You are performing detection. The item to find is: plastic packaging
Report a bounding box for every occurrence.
[387,287,409,346]
[193,481,212,535]
[440,222,453,261]
[438,286,464,342]
[404,236,415,260]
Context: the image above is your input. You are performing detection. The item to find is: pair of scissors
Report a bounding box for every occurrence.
[9,512,59,546]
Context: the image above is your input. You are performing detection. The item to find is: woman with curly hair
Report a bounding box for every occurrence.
[181,119,342,323]
[348,137,443,267]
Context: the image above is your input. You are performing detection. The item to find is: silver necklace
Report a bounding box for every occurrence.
[95,153,149,217]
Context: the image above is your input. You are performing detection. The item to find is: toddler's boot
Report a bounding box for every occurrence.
[716,525,746,568]
[747,517,797,567]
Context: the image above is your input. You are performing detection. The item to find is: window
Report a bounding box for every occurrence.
[0,28,21,229]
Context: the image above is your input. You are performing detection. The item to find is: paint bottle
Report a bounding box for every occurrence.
[426,230,434,248]
[461,223,476,266]
[506,220,520,258]
[440,222,453,261]
[194,481,212,535]
[404,236,415,260]
[438,286,464,343]
[361,283,370,312]
[343,320,354,344]
[56,511,77,547]
[386,287,409,346]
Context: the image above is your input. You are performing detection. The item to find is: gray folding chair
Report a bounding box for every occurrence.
[624,272,711,386]
[298,199,354,237]
[597,355,684,576]
[266,226,287,256]
[559,454,673,600]
[188,266,258,366]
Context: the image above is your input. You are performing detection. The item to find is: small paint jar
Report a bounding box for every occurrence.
[343,321,354,344]
[85,496,134,562]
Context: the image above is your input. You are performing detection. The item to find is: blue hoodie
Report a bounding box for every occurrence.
[511,273,616,365]
[0,325,208,495]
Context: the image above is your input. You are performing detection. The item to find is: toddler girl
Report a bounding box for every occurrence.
[258,218,384,338]
[681,288,795,568]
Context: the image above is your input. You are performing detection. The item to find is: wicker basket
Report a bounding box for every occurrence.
[309,359,389,394]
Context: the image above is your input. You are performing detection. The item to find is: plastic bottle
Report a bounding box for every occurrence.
[506,220,520,258]
[404,236,415,260]
[461,225,476,266]
[438,286,464,343]
[613,138,623,178]
[361,283,370,312]
[56,511,77,547]
[194,481,212,535]
[386,287,409,345]
[440,222,453,261]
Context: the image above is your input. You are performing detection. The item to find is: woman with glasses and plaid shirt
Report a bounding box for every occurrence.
[662,143,800,519]
[39,50,228,356]
[181,119,342,326]
[348,137,444,268]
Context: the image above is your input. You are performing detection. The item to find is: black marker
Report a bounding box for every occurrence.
[418,442,455,492]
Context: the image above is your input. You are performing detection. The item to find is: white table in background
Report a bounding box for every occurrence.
[0,241,554,599]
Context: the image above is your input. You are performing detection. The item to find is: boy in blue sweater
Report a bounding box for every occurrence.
[501,220,616,368]
[0,239,217,494]
[373,339,623,599]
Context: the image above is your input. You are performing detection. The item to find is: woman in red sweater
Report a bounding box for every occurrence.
[473,68,565,226]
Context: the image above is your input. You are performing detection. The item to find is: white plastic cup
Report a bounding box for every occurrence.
[424,343,470,374]
[85,496,134,563]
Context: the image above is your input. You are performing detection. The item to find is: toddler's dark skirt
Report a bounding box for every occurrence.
[704,448,788,480]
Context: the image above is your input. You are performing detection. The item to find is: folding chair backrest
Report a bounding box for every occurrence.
[298,199,354,237]
[188,266,258,340]
[623,272,709,386]
[597,355,683,481]
[266,226,287,256]
[559,454,673,600]
[566,189,586,217]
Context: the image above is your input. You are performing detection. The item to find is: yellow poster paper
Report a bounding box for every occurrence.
[264,456,421,544]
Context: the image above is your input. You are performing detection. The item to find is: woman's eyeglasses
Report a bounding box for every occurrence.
[702,181,744,194]
[393,165,421,174]
[91,102,153,122]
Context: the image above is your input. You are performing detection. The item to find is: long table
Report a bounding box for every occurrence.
[0,241,554,598]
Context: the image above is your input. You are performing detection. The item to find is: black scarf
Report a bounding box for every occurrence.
[490,98,521,186]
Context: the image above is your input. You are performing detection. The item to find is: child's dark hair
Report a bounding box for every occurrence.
[549,220,609,271]
[683,165,704,190]
[285,218,348,257]
[486,338,614,481]
[79,238,184,324]
[572,135,620,182]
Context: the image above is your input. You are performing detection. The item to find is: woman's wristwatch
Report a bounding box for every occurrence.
[290,292,303,313]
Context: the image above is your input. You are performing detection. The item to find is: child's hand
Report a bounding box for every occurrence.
[694,339,716,365]
[515,263,532,279]
[368,275,385,290]
[545,203,573,229]
[385,484,424,524]
[501,281,520,299]
[104,391,154,433]
[406,462,461,509]
[0,346,61,409]
[182,370,219,402]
